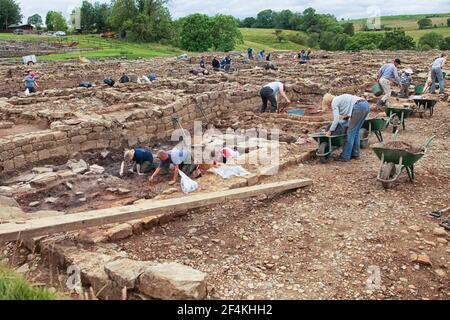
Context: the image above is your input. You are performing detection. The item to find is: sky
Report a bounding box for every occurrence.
[17,0,450,22]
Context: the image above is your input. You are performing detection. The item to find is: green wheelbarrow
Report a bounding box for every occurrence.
[310,133,347,164]
[372,136,434,189]
[360,115,393,149]
[385,106,413,130]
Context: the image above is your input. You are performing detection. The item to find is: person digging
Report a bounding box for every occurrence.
[377,58,402,109]
[119,147,155,177]
[149,149,196,185]
[322,93,369,162]
[260,81,291,113]
[430,52,447,96]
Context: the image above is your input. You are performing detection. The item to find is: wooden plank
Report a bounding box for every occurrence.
[0,179,312,242]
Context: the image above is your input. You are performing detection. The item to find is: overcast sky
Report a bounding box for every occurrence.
[17,0,450,22]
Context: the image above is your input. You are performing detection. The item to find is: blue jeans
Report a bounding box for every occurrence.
[430,67,445,94]
[341,101,369,159]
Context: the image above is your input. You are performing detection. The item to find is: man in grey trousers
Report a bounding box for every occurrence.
[430,53,447,95]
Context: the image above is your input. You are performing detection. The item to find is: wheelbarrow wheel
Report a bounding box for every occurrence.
[360,128,369,149]
[380,163,396,189]
[418,105,424,118]
[318,142,331,164]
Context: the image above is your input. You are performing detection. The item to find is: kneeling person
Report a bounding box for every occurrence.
[149,149,195,185]
[260,81,290,113]
[120,147,154,176]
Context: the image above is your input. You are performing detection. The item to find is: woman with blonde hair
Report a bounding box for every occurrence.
[322,93,369,162]
[119,147,154,176]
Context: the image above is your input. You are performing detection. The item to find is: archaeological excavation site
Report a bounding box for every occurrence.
[0,49,449,301]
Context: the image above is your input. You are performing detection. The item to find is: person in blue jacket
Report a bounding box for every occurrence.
[247,48,253,60]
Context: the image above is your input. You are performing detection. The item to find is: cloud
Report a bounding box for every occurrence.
[17,0,450,22]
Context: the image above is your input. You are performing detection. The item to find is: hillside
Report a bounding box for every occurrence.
[237,28,307,52]
[349,13,450,31]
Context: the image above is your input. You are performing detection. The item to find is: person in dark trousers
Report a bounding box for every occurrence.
[120,147,155,176]
[212,56,221,71]
[260,81,291,113]
[247,48,253,60]
[23,71,39,93]
[266,53,271,61]
[430,52,447,94]
[200,56,206,69]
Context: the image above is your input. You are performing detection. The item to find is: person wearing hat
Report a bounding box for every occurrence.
[260,81,291,113]
[149,148,195,185]
[119,147,154,177]
[399,68,414,98]
[23,71,39,93]
[377,58,402,107]
[430,52,447,95]
[322,93,369,162]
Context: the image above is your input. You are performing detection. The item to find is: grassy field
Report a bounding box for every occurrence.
[0,264,58,300]
[0,33,181,60]
[350,13,450,31]
[237,28,307,52]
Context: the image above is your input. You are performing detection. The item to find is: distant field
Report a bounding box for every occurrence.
[237,28,307,52]
[350,13,450,31]
[406,27,450,41]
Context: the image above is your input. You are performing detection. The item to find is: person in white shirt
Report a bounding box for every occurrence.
[430,53,447,94]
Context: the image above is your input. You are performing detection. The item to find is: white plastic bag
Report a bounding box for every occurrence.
[179,170,198,194]
[24,88,30,96]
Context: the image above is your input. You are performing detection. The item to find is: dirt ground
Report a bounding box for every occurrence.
[115,102,450,300]
[0,50,449,300]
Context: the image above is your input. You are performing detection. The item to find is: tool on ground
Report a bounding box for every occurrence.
[430,206,450,218]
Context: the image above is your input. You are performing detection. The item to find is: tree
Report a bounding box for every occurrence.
[0,0,22,30]
[345,32,384,51]
[307,33,319,48]
[255,9,276,28]
[110,0,172,42]
[274,29,285,43]
[80,0,95,32]
[319,31,335,50]
[379,29,415,50]
[45,11,68,31]
[179,14,212,51]
[419,32,444,49]
[240,17,256,28]
[287,32,307,45]
[342,22,354,36]
[211,14,243,51]
[447,18,450,27]
[274,10,294,29]
[440,37,450,50]
[417,18,432,29]
[93,2,111,32]
[27,14,42,26]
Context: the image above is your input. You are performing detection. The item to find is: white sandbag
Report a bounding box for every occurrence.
[179,170,198,194]
[24,88,30,96]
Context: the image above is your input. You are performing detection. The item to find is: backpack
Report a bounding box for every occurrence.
[119,75,130,83]
[79,81,92,88]
[104,78,115,87]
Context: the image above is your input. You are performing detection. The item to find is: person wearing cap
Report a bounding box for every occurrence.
[322,93,369,162]
[260,81,291,113]
[23,71,39,93]
[399,68,414,98]
[119,147,155,177]
[430,53,447,95]
[377,58,402,107]
[149,149,195,185]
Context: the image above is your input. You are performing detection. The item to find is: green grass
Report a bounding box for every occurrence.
[0,33,181,61]
[0,264,58,300]
[350,13,450,31]
[406,27,450,41]
[237,28,307,51]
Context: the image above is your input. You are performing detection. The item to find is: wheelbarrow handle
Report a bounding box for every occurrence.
[385,114,394,128]
[421,136,435,150]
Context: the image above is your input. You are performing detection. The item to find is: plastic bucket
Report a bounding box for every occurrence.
[287,109,305,116]
[372,83,383,97]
